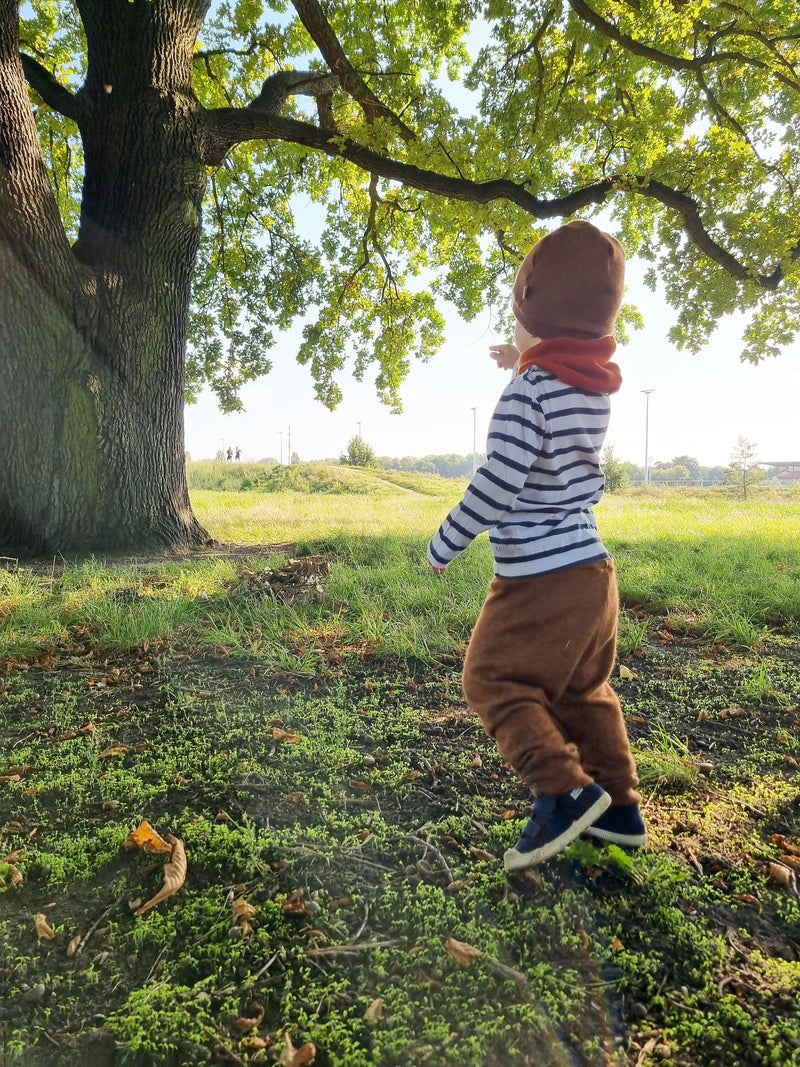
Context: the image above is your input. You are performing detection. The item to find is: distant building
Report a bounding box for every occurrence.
[762,462,800,484]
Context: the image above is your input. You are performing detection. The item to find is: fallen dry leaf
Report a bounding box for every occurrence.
[768,862,795,888]
[240,1035,269,1051]
[279,1032,317,1066]
[618,664,635,680]
[446,879,472,892]
[4,864,24,888]
[466,752,483,769]
[232,897,257,936]
[134,836,187,916]
[365,997,384,1023]
[468,846,495,862]
[272,727,302,743]
[445,937,483,965]
[124,820,174,854]
[35,913,55,940]
[771,834,800,856]
[66,934,82,958]
[233,1001,265,1033]
[98,744,129,758]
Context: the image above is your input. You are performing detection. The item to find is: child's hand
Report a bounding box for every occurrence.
[489,343,520,370]
[429,562,447,575]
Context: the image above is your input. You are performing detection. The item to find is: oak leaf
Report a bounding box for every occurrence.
[233,1001,265,1033]
[365,997,384,1023]
[272,727,301,743]
[445,937,483,965]
[124,820,173,854]
[67,934,83,958]
[768,862,795,887]
[232,897,258,936]
[279,1033,316,1066]
[134,836,187,916]
[35,912,55,940]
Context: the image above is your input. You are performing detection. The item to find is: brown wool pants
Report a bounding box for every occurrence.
[462,558,640,805]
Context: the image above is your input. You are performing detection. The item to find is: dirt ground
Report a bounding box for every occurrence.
[1,598,800,1065]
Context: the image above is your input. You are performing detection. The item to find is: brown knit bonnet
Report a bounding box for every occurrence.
[512,220,626,340]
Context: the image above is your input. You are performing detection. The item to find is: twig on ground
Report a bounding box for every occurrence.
[74,895,125,958]
[402,833,454,881]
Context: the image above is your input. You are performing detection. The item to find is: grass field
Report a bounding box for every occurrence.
[1,467,799,1066]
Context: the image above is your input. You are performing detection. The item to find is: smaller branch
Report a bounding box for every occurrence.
[19,53,83,123]
[291,0,414,141]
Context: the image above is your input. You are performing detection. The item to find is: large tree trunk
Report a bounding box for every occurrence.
[0,0,212,556]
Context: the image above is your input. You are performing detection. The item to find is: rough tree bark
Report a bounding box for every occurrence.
[0,0,211,555]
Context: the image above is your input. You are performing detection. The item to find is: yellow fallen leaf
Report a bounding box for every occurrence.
[124,820,173,854]
[134,836,187,916]
[467,752,483,769]
[35,912,55,940]
[445,937,483,965]
[618,664,635,680]
[67,934,83,958]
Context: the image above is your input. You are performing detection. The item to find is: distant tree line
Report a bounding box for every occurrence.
[374,453,483,479]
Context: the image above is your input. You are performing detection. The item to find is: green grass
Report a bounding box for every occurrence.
[3,475,800,668]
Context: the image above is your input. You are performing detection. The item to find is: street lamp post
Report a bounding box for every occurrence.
[641,389,655,484]
[470,407,477,475]
[279,431,283,465]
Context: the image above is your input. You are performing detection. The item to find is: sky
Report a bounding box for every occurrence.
[184,251,800,470]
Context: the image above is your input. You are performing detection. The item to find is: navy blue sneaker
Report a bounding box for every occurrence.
[584,804,647,848]
[503,784,612,870]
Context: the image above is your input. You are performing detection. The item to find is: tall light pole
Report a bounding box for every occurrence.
[641,389,655,484]
[357,421,361,439]
[470,407,477,475]
[287,425,292,465]
[279,431,283,465]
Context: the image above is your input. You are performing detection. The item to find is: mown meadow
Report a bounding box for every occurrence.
[1,463,799,1066]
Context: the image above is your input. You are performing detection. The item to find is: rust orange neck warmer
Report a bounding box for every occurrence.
[517,335,621,394]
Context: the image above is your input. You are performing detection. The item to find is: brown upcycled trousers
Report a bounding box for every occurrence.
[462,558,640,805]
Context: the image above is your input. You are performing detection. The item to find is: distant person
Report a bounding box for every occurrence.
[428,220,644,869]
[226,447,233,462]
[235,447,241,461]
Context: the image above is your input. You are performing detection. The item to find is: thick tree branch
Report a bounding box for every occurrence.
[247,69,340,115]
[202,108,613,217]
[202,110,800,289]
[635,179,796,288]
[291,0,414,141]
[19,52,83,123]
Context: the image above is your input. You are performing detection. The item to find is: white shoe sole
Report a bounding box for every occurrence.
[584,825,647,848]
[503,791,612,871]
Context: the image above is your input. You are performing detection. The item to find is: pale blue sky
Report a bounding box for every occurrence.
[184,251,800,469]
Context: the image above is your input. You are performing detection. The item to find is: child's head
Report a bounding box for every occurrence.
[512,220,625,340]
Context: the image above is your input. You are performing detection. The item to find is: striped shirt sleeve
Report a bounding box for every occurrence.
[427,379,546,568]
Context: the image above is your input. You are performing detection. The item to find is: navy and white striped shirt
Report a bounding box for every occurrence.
[427,367,611,578]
